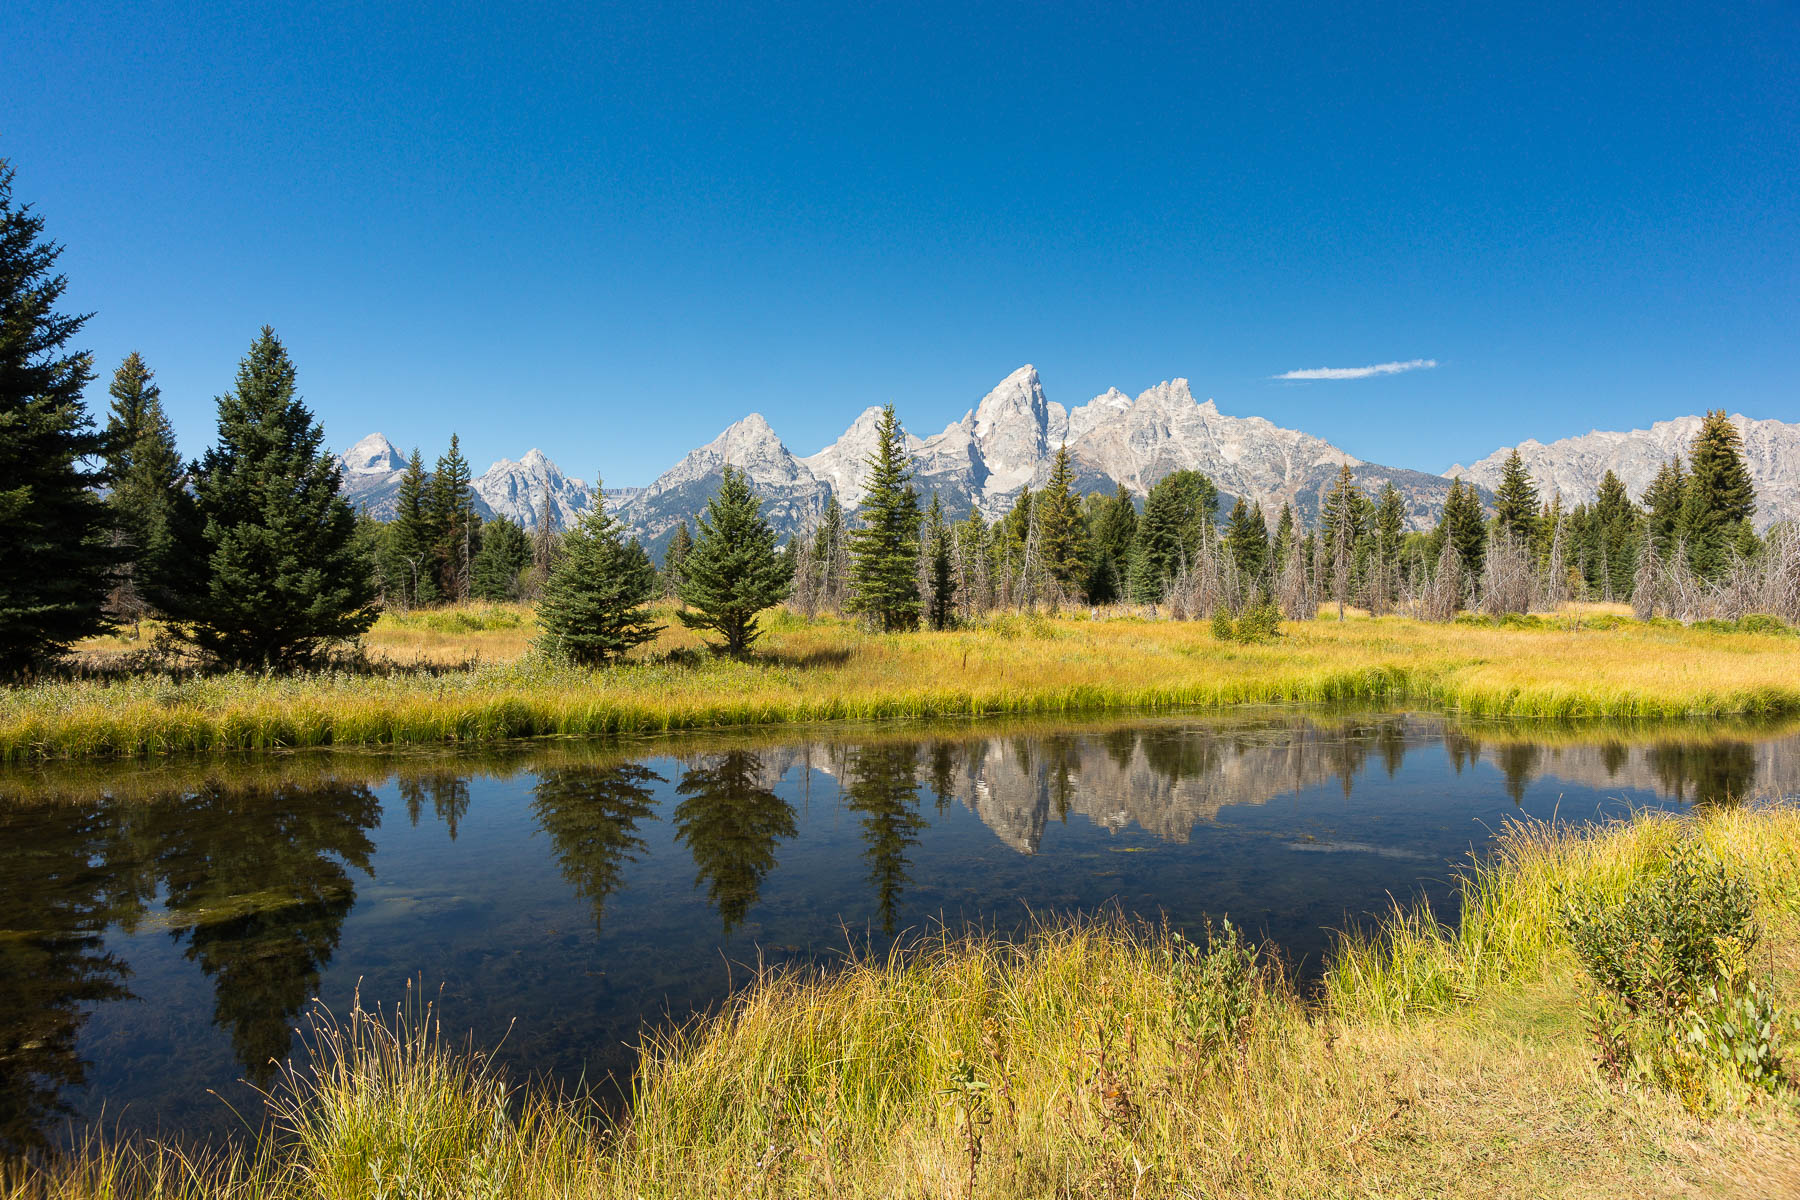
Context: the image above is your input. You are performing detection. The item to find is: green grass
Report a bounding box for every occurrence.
[11,803,1800,1198]
[9,605,1800,762]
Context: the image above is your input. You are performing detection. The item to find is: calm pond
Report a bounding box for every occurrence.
[3,707,1796,1151]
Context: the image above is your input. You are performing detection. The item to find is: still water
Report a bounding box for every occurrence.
[2,708,1795,1151]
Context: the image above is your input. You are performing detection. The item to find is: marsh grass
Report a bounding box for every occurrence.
[10,804,1800,1198]
[10,605,1800,763]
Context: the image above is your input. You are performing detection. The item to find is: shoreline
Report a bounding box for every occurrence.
[6,607,1800,763]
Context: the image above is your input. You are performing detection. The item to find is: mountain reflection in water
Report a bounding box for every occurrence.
[1,709,1795,1150]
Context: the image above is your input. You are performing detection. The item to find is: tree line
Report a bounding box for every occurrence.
[3,154,1791,678]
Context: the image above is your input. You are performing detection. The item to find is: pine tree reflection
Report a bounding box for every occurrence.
[532,763,663,933]
[1649,740,1758,806]
[400,772,471,840]
[147,780,379,1088]
[843,743,927,935]
[674,751,796,936]
[0,798,139,1154]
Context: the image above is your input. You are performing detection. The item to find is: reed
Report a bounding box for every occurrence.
[9,804,1800,1198]
[8,606,1800,763]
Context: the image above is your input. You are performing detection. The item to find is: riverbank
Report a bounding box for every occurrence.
[5,604,1800,762]
[10,802,1799,1198]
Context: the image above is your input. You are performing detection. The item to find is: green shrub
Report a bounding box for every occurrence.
[1209,608,1235,643]
[1235,600,1282,644]
[1563,842,1793,1112]
[1167,918,1265,1062]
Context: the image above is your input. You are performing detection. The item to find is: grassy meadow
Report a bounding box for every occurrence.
[10,802,1800,1198]
[5,601,1799,762]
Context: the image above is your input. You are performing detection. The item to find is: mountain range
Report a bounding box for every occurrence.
[335,365,1800,556]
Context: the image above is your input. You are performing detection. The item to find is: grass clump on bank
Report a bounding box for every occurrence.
[11,803,1800,1198]
[7,603,1800,762]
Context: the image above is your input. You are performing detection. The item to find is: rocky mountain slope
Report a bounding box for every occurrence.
[1448,413,1800,531]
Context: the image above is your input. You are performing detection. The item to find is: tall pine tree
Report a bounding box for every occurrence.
[102,352,184,618]
[1035,445,1089,598]
[382,449,441,606]
[662,520,694,597]
[677,465,793,654]
[1678,410,1757,580]
[430,433,478,601]
[1592,469,1638,600]
[1641,458,1686,561]
[0,158,115,673]
[1492,449,1540,544]
[923,493,956,629]
[1224,496,1269,581]
[159,327,376,668]
[846,404,922,631]
[1437,478,1488,576]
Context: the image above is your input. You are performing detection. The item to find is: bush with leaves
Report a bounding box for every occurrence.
[1166,918,1265,1065]
[1563,841,1794,1112]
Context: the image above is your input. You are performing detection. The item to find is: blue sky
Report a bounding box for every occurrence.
[4,1,1796,485]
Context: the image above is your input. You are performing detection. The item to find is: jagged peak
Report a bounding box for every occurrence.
[341,432,405,473]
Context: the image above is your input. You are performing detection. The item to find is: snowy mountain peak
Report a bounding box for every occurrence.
[473,451,591,532]
[341,432,406,475]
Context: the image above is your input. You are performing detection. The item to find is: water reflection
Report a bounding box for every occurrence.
[843,743,928,934]
[674,752,796,935]
[532,763,662,934]
[0,800,137,1153]
[0,710,1796,1149]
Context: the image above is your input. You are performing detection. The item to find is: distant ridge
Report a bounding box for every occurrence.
[1449,412,1800,531]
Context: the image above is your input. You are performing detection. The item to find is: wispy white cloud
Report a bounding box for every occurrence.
[1274,358,1437,381]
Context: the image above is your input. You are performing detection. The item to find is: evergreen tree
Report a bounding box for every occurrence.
[0,159,114,673]
[663,520,694,596]
[1090,484,1138,567]
[382,449,441,606]
[1641,458,1686,561]
[846,404,922,631]
[1437,478,1488,576]
[535,494,662,665]
[1374,484,1405,565]
[429,433,477,601]
[158,327,375,668]
[923,493,956,629]
[101,352,184,617]
[1598,467,1641,600]
[1272,503,1297,569]
[677,465,792,654]
[1678,410,1757,580]
[1131,471,1216,600]
[1320,464,1368,619]
[1224,497,1269,581]
[470,515,530,600]
[1035,445,1090,597]
[1492,449,1540,544]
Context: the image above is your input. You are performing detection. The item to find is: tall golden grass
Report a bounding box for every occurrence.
[8,604,1800,763]
[9,803,1800,1198]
